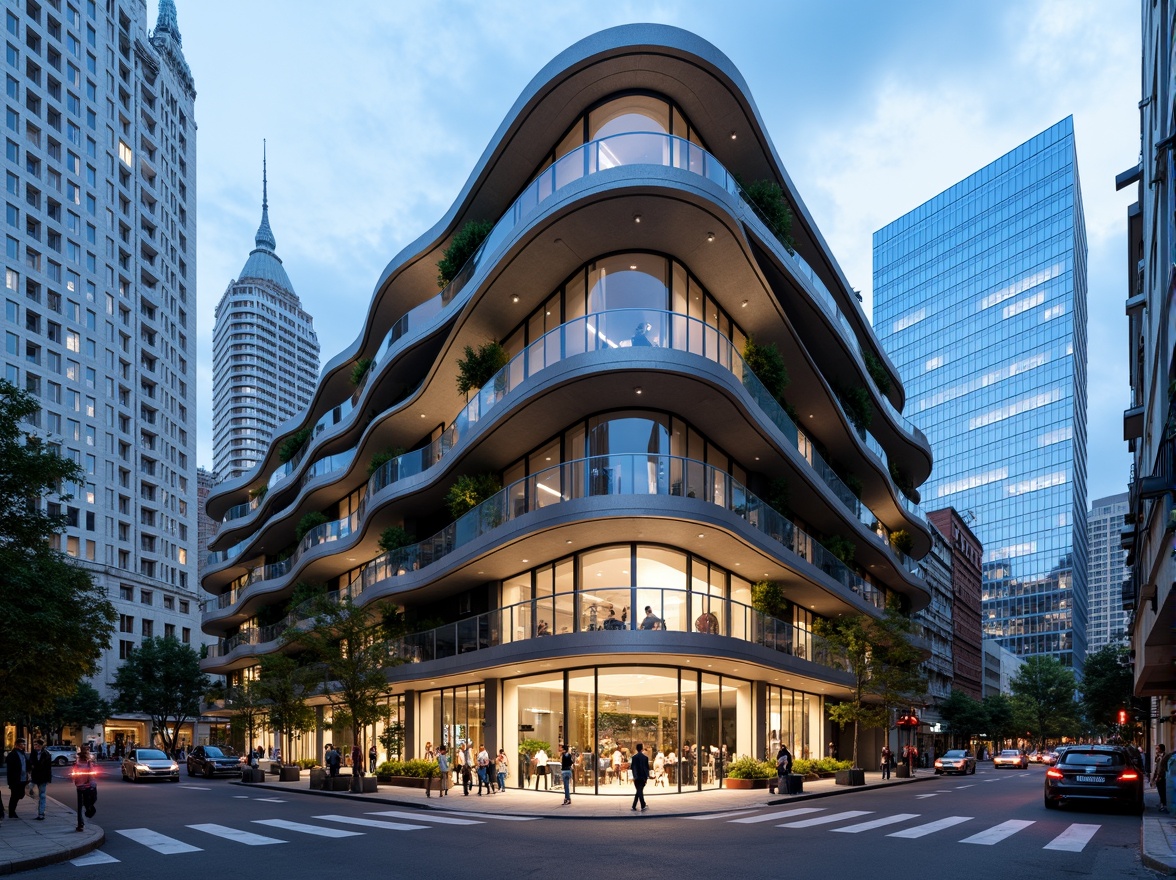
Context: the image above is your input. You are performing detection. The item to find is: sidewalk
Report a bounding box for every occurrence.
[0,793,102,875]
[1141,786,1176,874]
[229,767,935,819]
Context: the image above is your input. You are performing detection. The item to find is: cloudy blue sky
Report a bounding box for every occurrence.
[175,0,1138,503]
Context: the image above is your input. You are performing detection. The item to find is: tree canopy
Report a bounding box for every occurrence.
[111,637,209,754]
[938,689,988,745]
[28,681,111,743]
[1079,643,1146,738]
[257,653,316,763]
[1009,655,1081,747]
[0,381,115,722]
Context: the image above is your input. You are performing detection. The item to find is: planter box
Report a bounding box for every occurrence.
[835,769,866,787]
[895,763,911,778]
[723,777,770,790]
[309,768,327,789]
[278,766,302,782]
[241,767,265,783]
[359,777,378,793]
[380,776,434,789]
[325,776,352,791]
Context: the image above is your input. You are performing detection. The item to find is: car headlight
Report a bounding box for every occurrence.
[169,763,178,771]
[135,764,150,771]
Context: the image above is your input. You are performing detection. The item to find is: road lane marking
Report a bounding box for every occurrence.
[956,784,975,789]
[888,816,973,838]
[960,820,1035,845]
[368,810,483,825]
[315,814,428,831]
[686,810,760,820]
[1043,823,1100,852]
[730,808,823,824]
[186,823,287,846]
[914,794,938,799]
[71,851,121,865]
[778,810,872,828]
[178,785,210,790]
[254,819,364,838]
[427,811,541,821]
[832,813,921,833]
[115,828,203,854]
[253,797,286,802]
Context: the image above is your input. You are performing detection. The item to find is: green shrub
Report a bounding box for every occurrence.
[295,511,329,542]
[738,177,796,253]
[791,757,852,776]
[350,357,372,386]
[837,384,873,431]
[437,219,494,288]
[889,460,915,497]
[840,472,863,500]
[824,535,856,566]
[890,529,914,555]
[377,759,438,778]
[368,447,407,476]
[295,758,319,769]
[455,341,509,396]
[518,738,552,757]
[378,526,415,554]
[446,473,502,519]
[752,580,789,621]
[289,581,326,612]
[278,427,313,463]
[743,336,789,403]
[725,755,776,779]
[863,350,892,396]
[762,476,790,516]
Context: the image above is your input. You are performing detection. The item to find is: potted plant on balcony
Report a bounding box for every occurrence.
[455,340,509,399]
[723,756,775,789]
[437,219,494,289]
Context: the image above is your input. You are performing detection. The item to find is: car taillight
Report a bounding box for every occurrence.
[1119,769,1140,782]
[1046,768,1063,780]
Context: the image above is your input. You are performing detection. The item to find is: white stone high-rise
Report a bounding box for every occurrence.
[1086,493,1129,652]
[2,0,203,743]
[211,150,318,482]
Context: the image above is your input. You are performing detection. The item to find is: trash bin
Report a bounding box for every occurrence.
[784,773,803,795]
[895,763,911,778]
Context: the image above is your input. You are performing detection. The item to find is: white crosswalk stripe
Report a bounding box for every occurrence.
[427,810,542,822]
[1043,823,1100,852]
[730,808,824,824]
[368,810,483,825]
[71,850,121,865]
[253,819,364,838]
[778,810,873,828]
[831,813,922,833]
[887,816,974,838]
[186,823,286,846]
[959,819,1035,845]
[686,809,759,820]
[115,828,203,854]
[315,814,429,832]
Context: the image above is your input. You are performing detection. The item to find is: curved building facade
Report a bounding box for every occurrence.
[211,157,319,482]
[201,26,933,792]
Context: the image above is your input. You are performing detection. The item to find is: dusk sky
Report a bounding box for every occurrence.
[175,0,1138,503]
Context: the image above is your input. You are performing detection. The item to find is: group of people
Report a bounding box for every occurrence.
[4,738,99,832]
[432,742,510,798]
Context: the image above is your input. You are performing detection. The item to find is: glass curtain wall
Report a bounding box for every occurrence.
[418,684,487,759]
[765,685,822,762]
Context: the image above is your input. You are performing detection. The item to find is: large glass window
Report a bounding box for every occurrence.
[588,95,670,140]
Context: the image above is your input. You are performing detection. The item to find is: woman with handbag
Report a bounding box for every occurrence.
[73,746,99,832]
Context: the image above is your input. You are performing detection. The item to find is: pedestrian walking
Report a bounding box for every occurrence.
[435,746,450,797]
[72,746,99,832]
[5,737,29,819]
[458,743,473,795]
[880,745,893,780]
[476,744,492,795]
[532,745,549,790]
[559,744,573,805]
[630,742,650,812]
[496,749,509,792]
[775,744,793,795]
[28,738,52,820]
[351,744,364,777]
[325,743,341,777]
[1156,744,1168,813]
[369,744,378,774]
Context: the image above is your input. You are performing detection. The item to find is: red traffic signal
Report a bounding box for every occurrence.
[1118,709,1128,725]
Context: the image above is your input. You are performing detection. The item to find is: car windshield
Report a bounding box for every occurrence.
[1000,750,1020,756]
[943,750,967,758]
[135,749,167,760]
[216,746,239,757]
[1060,751,1123,767]
[203,747,224,757]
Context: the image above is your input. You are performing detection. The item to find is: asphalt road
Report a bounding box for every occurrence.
[29,761,1153,880]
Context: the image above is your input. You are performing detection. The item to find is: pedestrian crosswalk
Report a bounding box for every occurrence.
[687,807,1104,852]
[70,810,542,866]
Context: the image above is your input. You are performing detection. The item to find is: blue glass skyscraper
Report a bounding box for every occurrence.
[873,118,1089,669]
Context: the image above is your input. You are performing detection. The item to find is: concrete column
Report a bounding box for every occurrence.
[483,679,500,751]
[752,680,768,760]
[404,690,416,760]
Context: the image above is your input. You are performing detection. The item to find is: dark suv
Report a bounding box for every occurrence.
[186,745,245,778]
[1044,744,1144,814]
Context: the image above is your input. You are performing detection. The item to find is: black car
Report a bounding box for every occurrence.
[1044,744,1144,814]
[186,745,246,778]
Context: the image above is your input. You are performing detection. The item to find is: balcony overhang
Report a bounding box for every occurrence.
[1124,405,1144,441]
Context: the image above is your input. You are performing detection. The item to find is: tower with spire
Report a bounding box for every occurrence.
[212,145,320,482]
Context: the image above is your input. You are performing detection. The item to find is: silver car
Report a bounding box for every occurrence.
[934,749,977,775]
[122,748,179,782]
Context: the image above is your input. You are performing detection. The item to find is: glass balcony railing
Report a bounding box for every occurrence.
[220,130,922,525]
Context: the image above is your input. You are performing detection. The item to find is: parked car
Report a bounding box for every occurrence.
[994,749,1029,769]
[45,745,77,766]
[121,748,179,783]
[934,749,977,775]
[1044,744,1144,814]
[186,744,246,778]
[1043,750,1059,766]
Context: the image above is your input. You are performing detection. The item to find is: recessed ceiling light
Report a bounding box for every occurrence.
[420,413,426,418]
[566,539,573,544]
[730,132,737,140]
[741,299,748,307]
[697,533,704,538]
[707,232,715,242]
[522,559,528,563]
[634,387,642,395]
[633,213,642,223]
[629,264,637,270]
[511,294,520,303]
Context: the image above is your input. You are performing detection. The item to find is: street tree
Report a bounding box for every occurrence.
[1010,655,1080,748]
[30,681,111,743]
[227,678,268,756]
[938,689,988,747]
[982,692,1018,749]
[284,594,397,782]
[1080,643,1147,739]
[0,380,115,727]
[257,653,316,763]
[813,602,925,769]
[111,637,209,754]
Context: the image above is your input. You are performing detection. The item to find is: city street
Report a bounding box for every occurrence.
[26,761,1152,880]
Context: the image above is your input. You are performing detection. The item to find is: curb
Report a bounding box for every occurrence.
[1142,816,1176,875]
[0,795,104,876]
[230,772,938,820]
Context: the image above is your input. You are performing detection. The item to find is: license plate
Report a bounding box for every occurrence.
[1075,775,1104,783]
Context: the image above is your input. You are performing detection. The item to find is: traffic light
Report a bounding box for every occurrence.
[1118,709,1128,725]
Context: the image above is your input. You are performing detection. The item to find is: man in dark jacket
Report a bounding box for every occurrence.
[28,739,53,820]
[630,742,651,813]
[6,738,30,819]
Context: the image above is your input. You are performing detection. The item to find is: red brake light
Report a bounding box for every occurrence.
[1046,767,1064,779]
[1119,769,1140,782]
